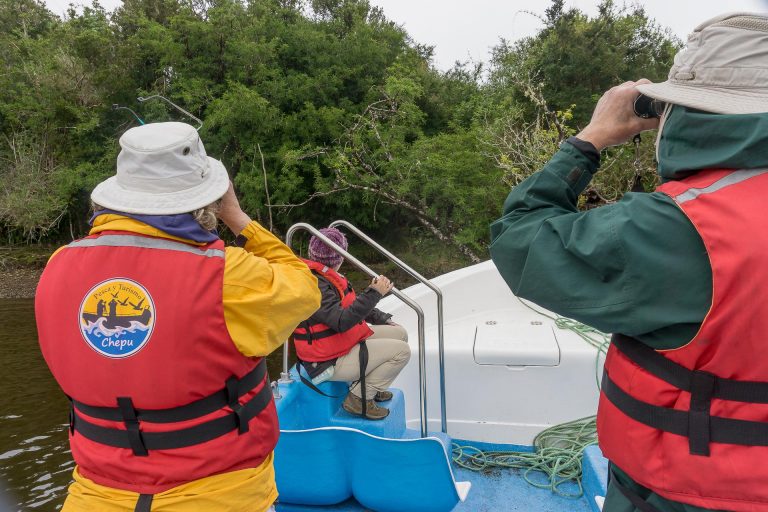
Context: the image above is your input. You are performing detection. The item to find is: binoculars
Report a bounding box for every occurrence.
[633,94,666,118]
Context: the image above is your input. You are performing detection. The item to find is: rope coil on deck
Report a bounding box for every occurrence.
[451,416,598,498]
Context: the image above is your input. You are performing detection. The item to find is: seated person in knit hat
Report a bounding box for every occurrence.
[293,227,411,420]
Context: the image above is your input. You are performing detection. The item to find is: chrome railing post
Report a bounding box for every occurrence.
[285,223,429,437]
[279,342,292,384]
[280,228,300,384]
[329,220,448,434]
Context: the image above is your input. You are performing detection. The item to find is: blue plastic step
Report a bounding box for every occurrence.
[327,388,406,439]
[276,375,407,438]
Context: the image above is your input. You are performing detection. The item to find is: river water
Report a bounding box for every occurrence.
[0,298,294,511]
[0,299,71,510]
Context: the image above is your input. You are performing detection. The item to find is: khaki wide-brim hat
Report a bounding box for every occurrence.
[91,122,229,215]
[637,12,768,115]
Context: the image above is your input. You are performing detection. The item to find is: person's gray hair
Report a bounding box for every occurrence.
[192,200,221,231]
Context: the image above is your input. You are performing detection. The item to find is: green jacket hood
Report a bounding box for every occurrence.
[657,106,768,181]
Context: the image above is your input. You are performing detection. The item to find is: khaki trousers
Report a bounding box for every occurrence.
[330,324,410,399]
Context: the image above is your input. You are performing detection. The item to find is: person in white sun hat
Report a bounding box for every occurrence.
[489,12,768,512]
[35,122,321,512]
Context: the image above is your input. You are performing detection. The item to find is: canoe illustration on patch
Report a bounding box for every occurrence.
[78,278,155,358]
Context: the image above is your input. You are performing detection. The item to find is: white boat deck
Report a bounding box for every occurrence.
[378,260,604,444]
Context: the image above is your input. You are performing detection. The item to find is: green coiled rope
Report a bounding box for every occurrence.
[452,415,598,498]
[451,299,609,498]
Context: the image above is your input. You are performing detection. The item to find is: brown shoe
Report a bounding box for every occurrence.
[374,390,393,402]
[342,392,389,420]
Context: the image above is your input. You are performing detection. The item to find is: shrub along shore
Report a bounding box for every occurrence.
[2,0,678,261]
[0,235,472,298]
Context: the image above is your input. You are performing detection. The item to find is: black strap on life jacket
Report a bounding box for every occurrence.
[117,397,148,456]
[359,340,368,417]
[605,334,768,456]
[293,327,338,342]
[293,320,324,343]
[134,494,153,512]
[72,359,268,423]
[295,360,345,398]
[69,359,271,455]
[295,341,370,414]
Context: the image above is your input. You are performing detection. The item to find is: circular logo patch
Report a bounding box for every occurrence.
[79,278,155,358]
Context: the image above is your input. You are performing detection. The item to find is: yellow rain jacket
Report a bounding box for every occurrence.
[60,215,320,512]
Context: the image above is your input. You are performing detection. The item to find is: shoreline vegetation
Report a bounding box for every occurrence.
[0,236,474,299]
[2,0,677,261]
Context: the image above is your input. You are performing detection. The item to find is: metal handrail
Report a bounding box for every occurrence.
[329,220,447,434]
[281,223,429,438]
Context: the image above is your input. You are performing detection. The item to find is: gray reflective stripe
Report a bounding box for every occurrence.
[675,168,768,204]
[68,235,225,258]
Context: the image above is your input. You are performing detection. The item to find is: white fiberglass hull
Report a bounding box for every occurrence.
[379,260,604,445]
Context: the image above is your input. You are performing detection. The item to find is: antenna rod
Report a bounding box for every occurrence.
[111,104,145,125]
[137,95,203,130]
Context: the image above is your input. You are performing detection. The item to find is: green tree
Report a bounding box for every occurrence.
[0,0,116,241]
[489,0,679,127]
[0,0,678,261]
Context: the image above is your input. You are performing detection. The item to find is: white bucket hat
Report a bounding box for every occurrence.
[91,122,229,215]
[636,12,768,115]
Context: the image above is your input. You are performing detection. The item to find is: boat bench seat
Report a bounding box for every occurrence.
[275,427,469,512]
[275,377,469,512]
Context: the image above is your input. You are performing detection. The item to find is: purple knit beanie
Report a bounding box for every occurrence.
[309,227,348,267]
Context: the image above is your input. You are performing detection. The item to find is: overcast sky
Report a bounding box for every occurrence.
[42,0,768,70]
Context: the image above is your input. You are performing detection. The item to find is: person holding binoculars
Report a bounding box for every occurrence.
[490,12,768,512]
[35,122,321,512]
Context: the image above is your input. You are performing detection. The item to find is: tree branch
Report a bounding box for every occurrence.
[256,143,273,232]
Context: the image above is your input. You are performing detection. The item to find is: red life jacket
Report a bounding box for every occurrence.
[598,168,768,511]
[35,231,279,495]
[293,259,373,362]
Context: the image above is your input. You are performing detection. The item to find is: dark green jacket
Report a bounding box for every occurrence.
[489,106,768,512]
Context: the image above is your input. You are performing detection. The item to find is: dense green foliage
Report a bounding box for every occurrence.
[0,0,678,261]
[491,0,678,126]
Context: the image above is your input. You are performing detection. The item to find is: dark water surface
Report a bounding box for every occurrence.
[0,299,72,511]
[0,298,292,511]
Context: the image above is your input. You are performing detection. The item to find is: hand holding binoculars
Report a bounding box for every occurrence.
[633,94,666,118]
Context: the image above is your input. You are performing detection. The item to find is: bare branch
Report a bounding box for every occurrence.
[333,170,482,263]
[271,187,351,211]
[256,143,273,232]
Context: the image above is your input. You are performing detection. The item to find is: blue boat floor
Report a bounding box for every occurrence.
[451,467,591,512]
[275,464,592,512]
